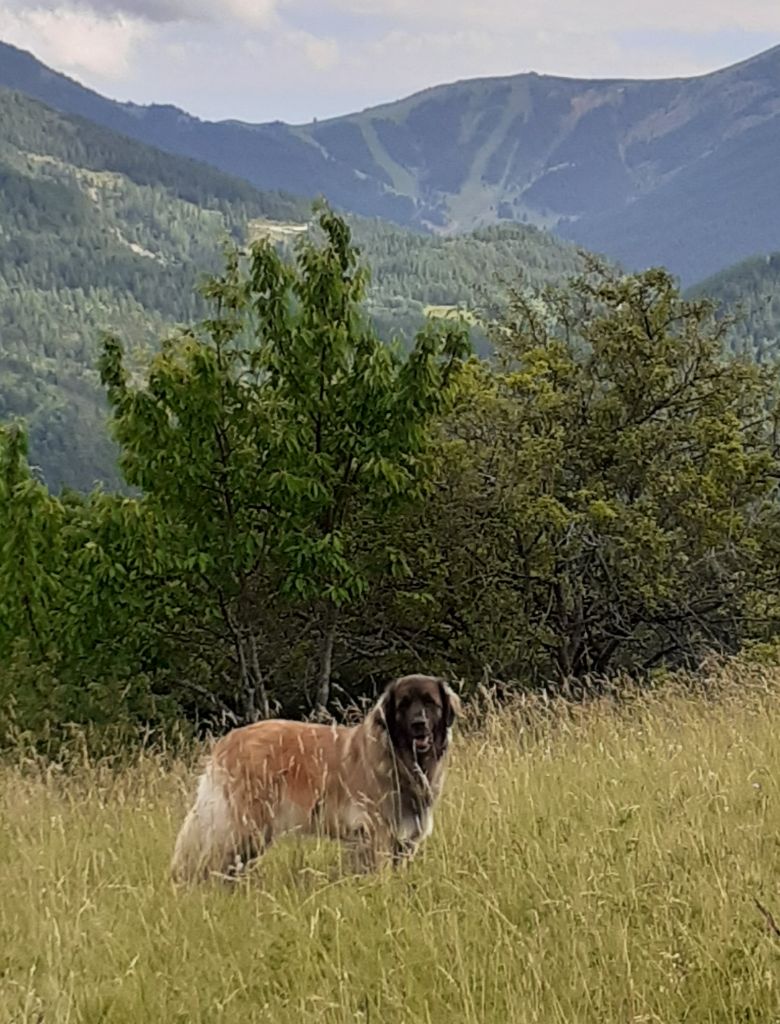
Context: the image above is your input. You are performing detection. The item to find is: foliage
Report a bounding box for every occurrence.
[0,207,468,736]
[391,260,780,684]
[4,217,780,744]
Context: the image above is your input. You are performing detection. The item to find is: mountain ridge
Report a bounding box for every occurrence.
[305,43,780,125]
[2,40,780,281]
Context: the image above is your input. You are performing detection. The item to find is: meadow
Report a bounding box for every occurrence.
[3,664,780,1023]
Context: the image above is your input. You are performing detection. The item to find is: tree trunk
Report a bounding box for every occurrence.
[248,630,270,720]
[234,625,269,723]
[235,632,258,723]
[217,584,269,723]
[315,602,338,714]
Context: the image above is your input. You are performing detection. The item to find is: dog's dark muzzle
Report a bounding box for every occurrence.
[411,718,432,753]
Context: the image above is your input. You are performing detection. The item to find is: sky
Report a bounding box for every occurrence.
[1,0,779,124]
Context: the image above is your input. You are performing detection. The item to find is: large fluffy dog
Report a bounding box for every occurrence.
[171,674,461,883]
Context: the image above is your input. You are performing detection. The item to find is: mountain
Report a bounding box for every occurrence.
[0,86,581,492]
[2,41,779,283]
[687,252,780,363]
[0,86,309,491]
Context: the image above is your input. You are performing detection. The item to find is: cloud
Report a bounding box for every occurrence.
[329,0,780,35]
[1,5,150,78]
[272,25,721,119]
[298,32,339,73]
[0,0,279,89]
[2,0,279,27]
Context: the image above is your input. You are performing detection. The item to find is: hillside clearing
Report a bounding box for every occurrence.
[247,218,310,244]
[424,304,479,324]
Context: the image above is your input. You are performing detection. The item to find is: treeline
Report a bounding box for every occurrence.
[3,210,780,750]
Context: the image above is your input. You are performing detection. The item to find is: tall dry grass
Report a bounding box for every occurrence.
[3,664,780,1022]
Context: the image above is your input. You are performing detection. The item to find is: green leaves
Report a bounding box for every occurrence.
[15,205,780,738]
[91,204,470,715]
[408,260,780,685]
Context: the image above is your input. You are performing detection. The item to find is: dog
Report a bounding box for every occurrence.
[171,674,462,883]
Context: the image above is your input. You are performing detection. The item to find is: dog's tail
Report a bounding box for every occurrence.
[171,762,235,883]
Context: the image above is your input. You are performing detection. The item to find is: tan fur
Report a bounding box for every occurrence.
[171,674,460,883]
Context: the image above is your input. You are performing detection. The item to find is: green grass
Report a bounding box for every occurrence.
[4,666,780,1022]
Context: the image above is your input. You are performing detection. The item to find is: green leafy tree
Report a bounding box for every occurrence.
[99,206,469,717]
[0,424,184,743]
[0,424,62,657]
[402,260,780,685]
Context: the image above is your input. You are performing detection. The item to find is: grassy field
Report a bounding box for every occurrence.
[3,665,780,1022]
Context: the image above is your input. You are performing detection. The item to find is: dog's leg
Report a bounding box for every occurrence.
[345,828,377,874]
[344,823,389,875]
[219,823,273,884]
[345,822,398,875]
[391,837,417,867]
[223,836,258,880]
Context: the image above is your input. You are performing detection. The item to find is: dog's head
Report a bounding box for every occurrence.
[376,674,462,762]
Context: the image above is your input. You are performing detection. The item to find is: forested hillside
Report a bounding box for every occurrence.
[354,219,583,344]
[6,76,777,499]
[0,88,582,492]
[0,88,308,491]
[687,253,780,364]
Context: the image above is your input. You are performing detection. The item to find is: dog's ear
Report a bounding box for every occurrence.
[439,680,462,728]
[374,679,398,736]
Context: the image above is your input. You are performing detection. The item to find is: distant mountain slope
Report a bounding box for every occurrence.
[0,87,582,492]
[687,252,780,363]
[2,40,779,282]
[0,40,416,225]
[0,87,309,491]
[351,218,583,347]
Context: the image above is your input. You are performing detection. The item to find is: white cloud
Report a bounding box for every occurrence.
[1,0,279,26]
[0,0,776,123]
[298,32,339,73]
[291,26,718,115]
[329,0,780,35]
[1,5,150,78]
[219,0,278,29]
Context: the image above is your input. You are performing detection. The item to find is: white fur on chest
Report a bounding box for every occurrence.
[340,795,434,845]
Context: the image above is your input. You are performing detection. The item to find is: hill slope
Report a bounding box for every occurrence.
[0,87,309,491]
[2,40,779,282]
[0,87,582,492]
[687,252,780,363]
[351,218,583,346]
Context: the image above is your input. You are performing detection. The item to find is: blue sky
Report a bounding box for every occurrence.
[1,1,778,123]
